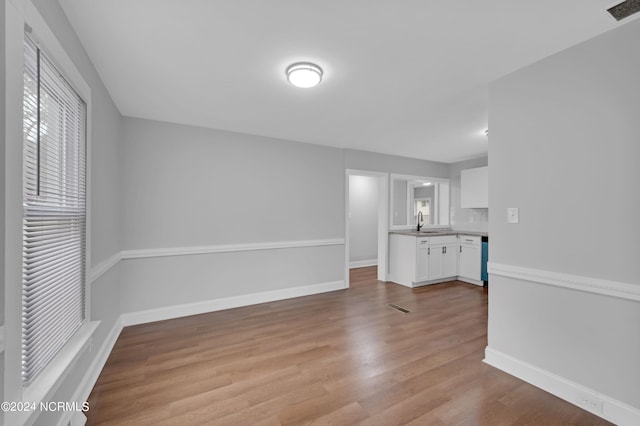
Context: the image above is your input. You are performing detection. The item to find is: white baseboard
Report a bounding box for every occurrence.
[457,276,483,286]
[121,280,345,326]
[59,318,123,426]
[484,347,640,426]
[349,259,378,269]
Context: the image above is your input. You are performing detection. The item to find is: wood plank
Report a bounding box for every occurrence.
[86,267,611,425]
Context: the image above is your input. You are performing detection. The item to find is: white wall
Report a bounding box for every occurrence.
[391,178,408,226]
[122,118,344,248]
[348,175,378,267]
[119,127,456,313]
[487,15,640,421]
[450,156,488,232]
[344,148,450,178]
[120,118,345,316]
[3,1,124,424]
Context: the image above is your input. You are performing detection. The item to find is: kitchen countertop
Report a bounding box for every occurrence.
[389,229,488,238]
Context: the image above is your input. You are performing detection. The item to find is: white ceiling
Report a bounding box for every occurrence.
[59,0,628,163]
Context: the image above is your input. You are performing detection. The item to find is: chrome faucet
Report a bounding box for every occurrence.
[417,211,423,231]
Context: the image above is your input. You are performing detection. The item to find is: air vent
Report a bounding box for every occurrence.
[388,303,410,314]
[607,0,640,21]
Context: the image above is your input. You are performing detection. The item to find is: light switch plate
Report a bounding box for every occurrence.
[507,207,519,224]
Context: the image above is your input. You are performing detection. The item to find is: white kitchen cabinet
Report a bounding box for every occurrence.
[389,234,458,287]
[389,234,419,287]
[428,236,458,280]
[461,166,488,208]
[416,237,430,282]
[458,235,482,285]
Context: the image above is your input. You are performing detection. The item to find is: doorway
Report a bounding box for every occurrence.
[344,170,389,287]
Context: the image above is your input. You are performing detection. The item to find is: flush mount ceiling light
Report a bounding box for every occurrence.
[286,62,323,88]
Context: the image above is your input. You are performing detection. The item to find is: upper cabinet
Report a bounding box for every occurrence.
[461,166,488,208]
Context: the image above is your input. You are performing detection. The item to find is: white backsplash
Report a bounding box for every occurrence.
[450,207,488,232]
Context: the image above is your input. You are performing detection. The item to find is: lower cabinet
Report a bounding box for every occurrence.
[458,235,482,285]
[389,233,485,287]
[389,234,458,287]
[427,237,458,280]
[416,238,430,282]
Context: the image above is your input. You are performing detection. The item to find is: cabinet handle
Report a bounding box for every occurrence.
[460,246,462,253]
[428,248,430,255]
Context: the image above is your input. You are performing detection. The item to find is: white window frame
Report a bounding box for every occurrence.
[3,1,98,424]
[389,173,450,230]
[414,197,432,225]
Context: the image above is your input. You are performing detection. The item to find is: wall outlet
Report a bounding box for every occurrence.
[576,392,604,415]
[507,207,519,224]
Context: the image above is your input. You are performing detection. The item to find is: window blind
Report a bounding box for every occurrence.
[22,35,87,386]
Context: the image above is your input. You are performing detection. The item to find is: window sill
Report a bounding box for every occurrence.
[22,321,100,407]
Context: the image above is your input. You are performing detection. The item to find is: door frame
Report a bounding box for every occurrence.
[344,169,389,287]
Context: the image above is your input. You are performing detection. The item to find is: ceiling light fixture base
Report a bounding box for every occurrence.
[286,62,323,88]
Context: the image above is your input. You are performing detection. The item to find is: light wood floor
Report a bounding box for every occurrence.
[86,267,610,425]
